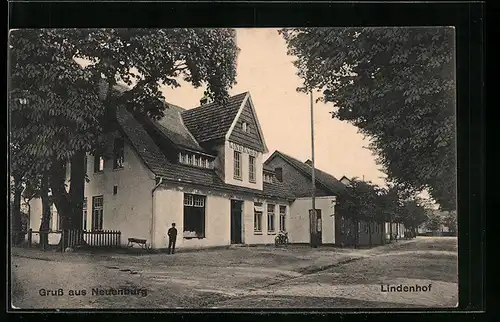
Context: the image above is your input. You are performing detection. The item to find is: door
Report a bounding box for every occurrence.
[230,200,243,244]
[316,210,323,246]
[309,209,323,247]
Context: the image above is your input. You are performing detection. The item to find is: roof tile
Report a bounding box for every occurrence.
[181,92,247,143]
[266,151,346,195]
[117,107,292,201]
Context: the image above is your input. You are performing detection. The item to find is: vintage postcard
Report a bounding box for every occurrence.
[9,27,458,310]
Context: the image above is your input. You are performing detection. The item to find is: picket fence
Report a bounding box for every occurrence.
[27,229,122,250]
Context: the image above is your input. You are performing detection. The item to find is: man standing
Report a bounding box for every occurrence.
[167,223,177,254]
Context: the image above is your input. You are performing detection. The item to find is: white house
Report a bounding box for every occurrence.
[28,90,390,249]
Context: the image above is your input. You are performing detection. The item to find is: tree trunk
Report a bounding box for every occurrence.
[69,151,86,231]
[50,159,73,249]
[68,151,88,247]
[354,220,359,249]
[389,221,393,241]
[50,155,88,249]
[11,174,23,245]
[39,173,51,247]
[368,222,372,248]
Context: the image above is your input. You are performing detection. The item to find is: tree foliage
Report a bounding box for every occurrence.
[280,27,456,211]
[337,178,430,245]
[442,210,457,233]
[425,211,443,232]
[399,199,429,231]
[337,179,380,223]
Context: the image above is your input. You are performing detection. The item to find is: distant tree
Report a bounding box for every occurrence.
[280,27,456,211]
[400,199,429,236]
[376,185,402,241]
[424,211,443,233]
[337,178,381,247]
[442,210,457,234]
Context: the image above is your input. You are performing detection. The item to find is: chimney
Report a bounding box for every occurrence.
[275,167,283,182]
[305,159,313,166]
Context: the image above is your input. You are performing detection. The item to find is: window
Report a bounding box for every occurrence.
[264,173,273,183]
[84,155,88,175]
[94,152,104,173]
[179,152,214,169]
[267,204,276,233]
[242,122,249,132]
[249,156,256,183]
[279,206,286,231]
[82,197,87,231]
[275,167,283,182]
[92,196,104,231]
[183,194,206,238]
[233,151,242,179]
[113,138,124,169]
[254,202,263,232]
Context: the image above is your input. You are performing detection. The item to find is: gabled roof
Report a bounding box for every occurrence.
[339,175,352,184]
[116,107,293,201]
[181,92,248,143]
[264,150,346,195]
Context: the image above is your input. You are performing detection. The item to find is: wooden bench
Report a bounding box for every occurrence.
[127,238,149,250]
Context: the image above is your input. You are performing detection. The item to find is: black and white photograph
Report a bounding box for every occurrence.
[9,27,458,309]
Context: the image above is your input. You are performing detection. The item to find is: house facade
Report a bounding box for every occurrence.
[28,90,393,249]
[29,92,297,249]
[264,152,387,246]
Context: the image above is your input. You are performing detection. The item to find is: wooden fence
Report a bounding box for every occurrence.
[62,229,122,249]
[26,229,122,250]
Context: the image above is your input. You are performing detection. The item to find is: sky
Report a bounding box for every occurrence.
[161,28,387,187]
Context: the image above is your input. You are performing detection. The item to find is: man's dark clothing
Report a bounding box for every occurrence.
[167,227,177,254]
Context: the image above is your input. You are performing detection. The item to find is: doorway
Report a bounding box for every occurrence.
[309,209,323,247]
[230,200,243,244]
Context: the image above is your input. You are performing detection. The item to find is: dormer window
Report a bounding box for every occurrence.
[263,172,273,183]
[178,152,214,169]
[242,122,249,133]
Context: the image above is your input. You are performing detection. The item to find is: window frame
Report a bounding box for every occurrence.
[267,204,276,233]
[254,202,263,233]
[249,155,256,183]
[279,205,286,232]
[92,195,104,231]
[82,197,88,231]
[233,151,242,180]
[183,193,206,239]
[113,138,125,169]
[93,152,104,173]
